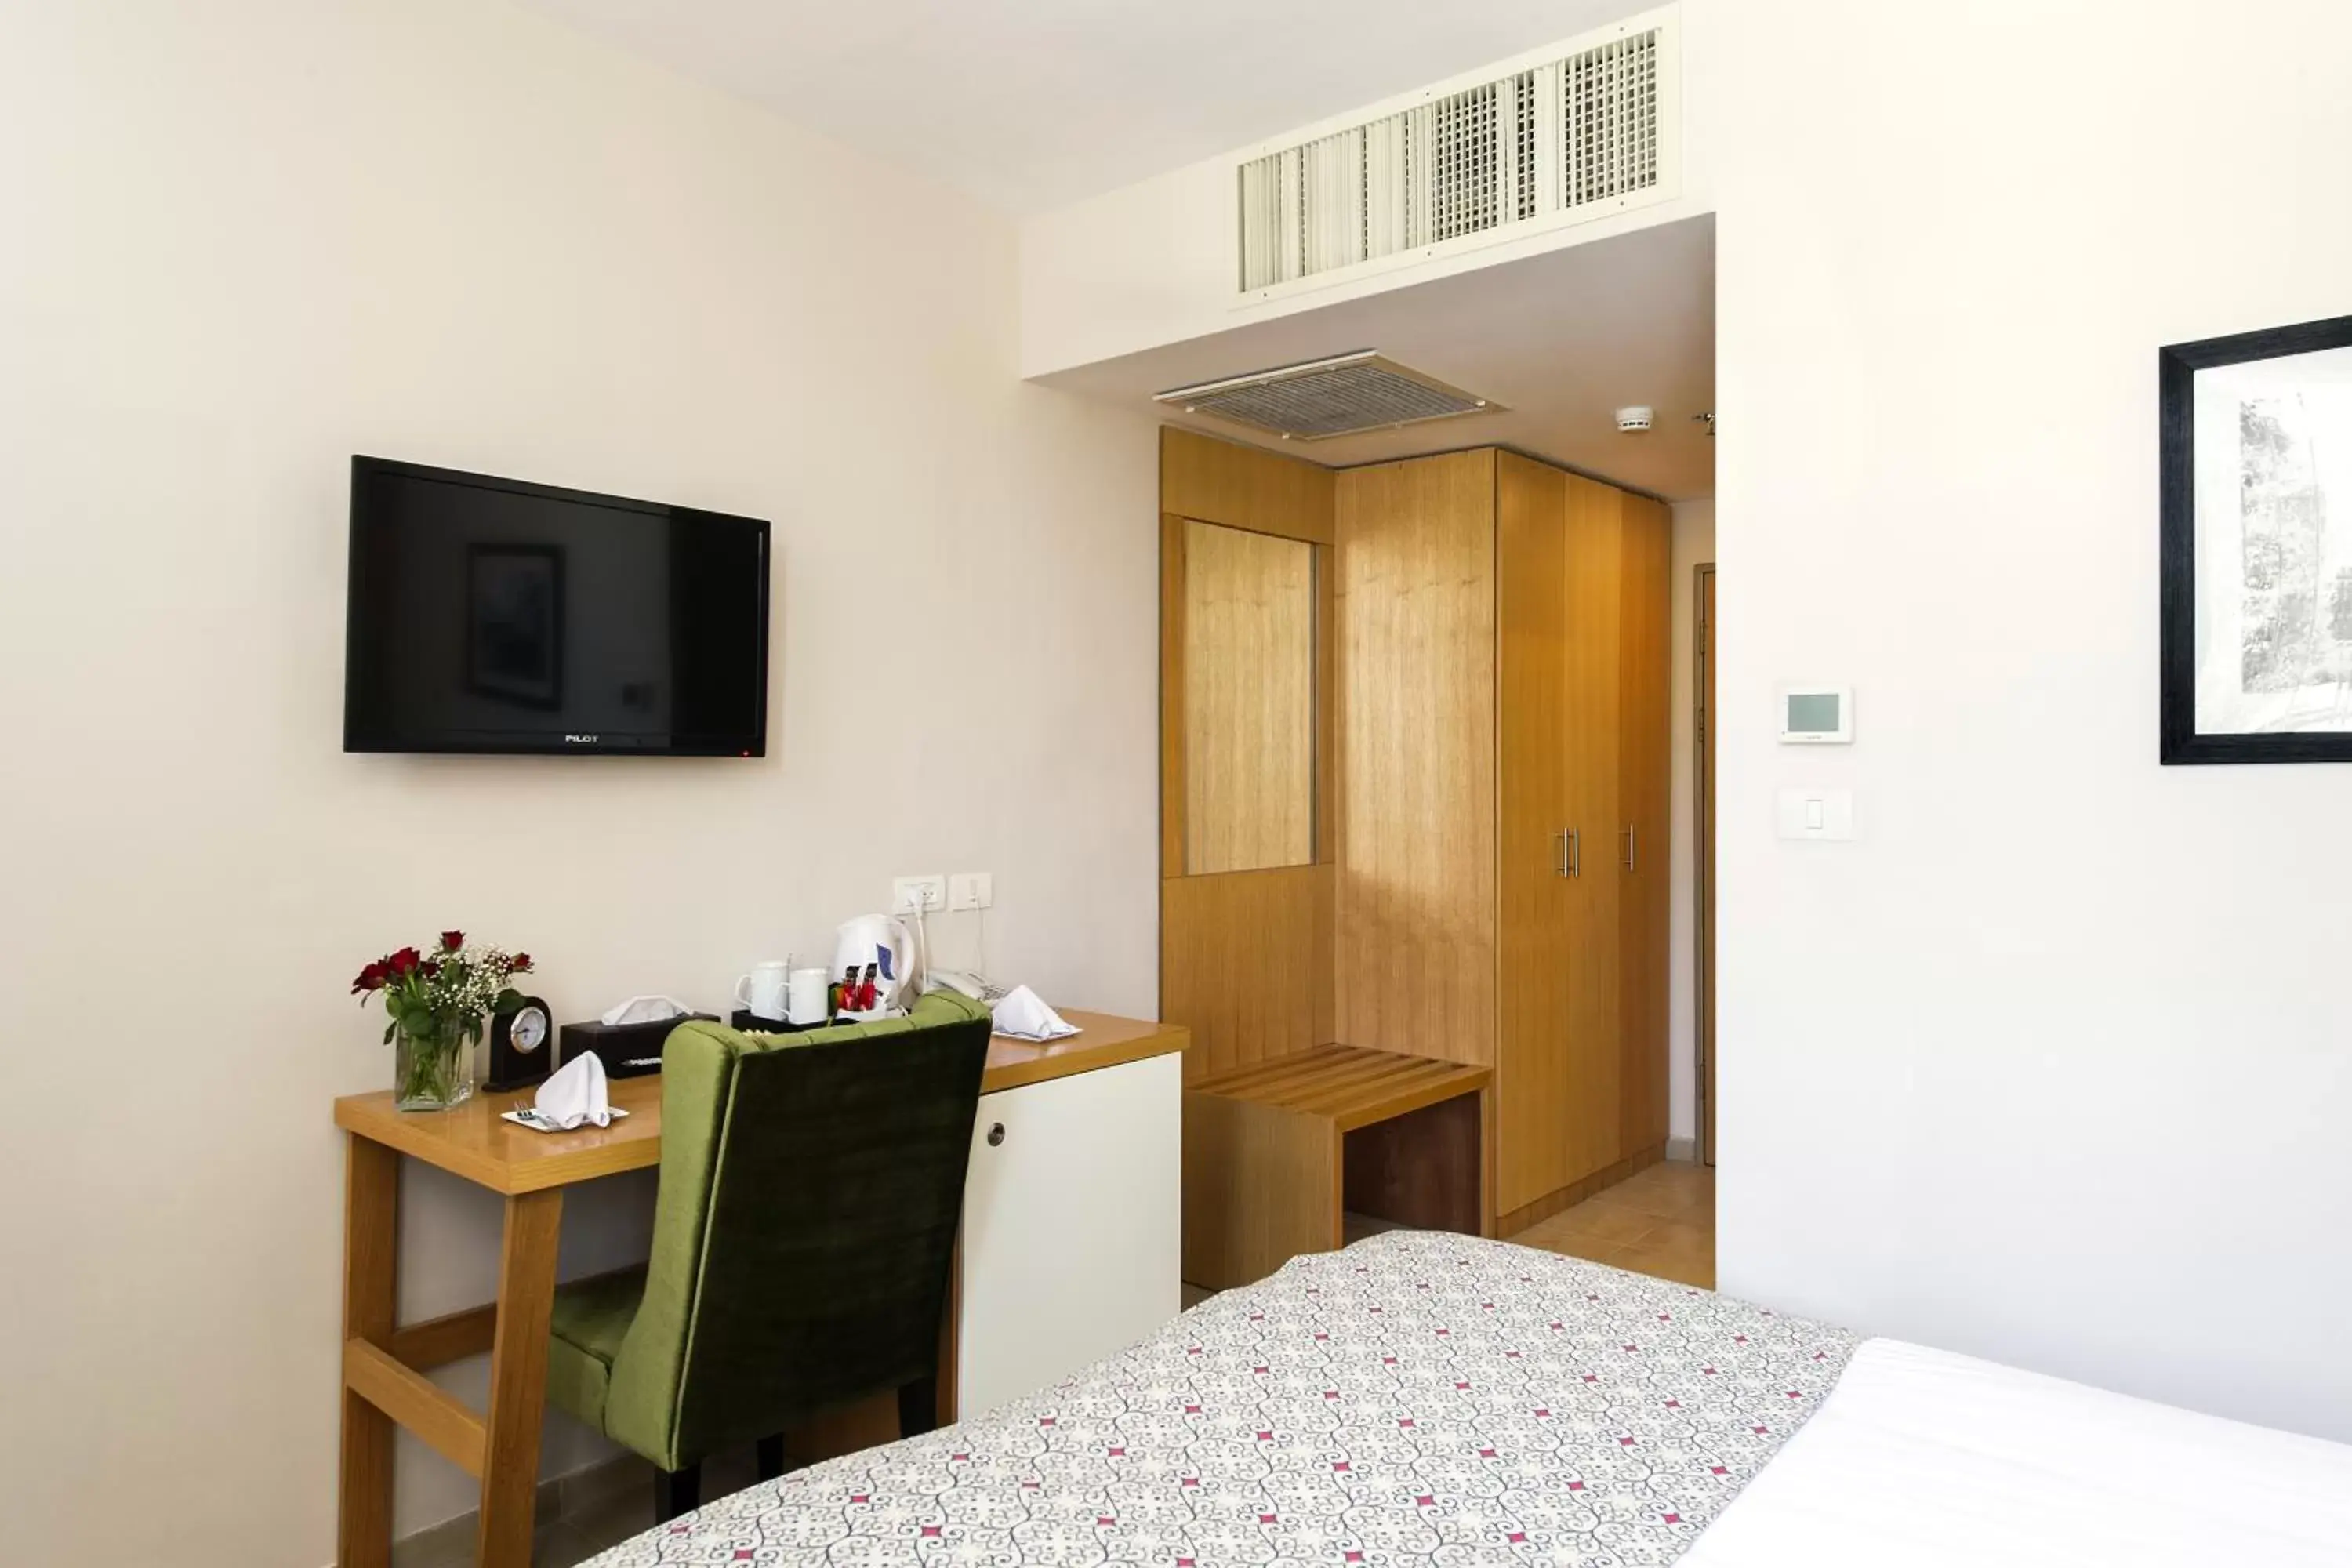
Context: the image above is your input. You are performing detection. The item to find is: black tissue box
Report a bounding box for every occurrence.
[558,1013,718,1080]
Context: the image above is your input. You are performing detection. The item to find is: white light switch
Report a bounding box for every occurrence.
[948,872,994,912]
[1777,789,1855,840]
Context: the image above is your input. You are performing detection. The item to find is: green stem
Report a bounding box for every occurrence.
[394,1008,478,1109]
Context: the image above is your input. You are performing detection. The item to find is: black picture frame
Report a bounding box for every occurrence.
[465,543,565,711]
[2160,312,2352,764]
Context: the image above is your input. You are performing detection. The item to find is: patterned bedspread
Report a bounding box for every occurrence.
[586,1232,1858,1566]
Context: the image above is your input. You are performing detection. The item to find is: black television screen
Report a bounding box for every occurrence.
[343,456,768,756]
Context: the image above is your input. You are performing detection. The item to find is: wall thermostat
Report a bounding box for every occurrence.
[1778,685,1852,743]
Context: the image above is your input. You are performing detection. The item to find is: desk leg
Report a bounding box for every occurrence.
[338,1134,400,1568]
[475,1189,563,1568]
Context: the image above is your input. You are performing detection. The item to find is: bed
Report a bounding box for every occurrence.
[585,1231,2352,1566]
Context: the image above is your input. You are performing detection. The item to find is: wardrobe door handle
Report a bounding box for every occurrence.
[1567,829,1581,879]
[1554,830,1567,877]
[1623,825,1636,871]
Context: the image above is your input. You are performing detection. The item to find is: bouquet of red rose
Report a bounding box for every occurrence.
[353,931,534,1110]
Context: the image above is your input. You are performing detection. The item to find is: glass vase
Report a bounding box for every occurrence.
[394,1013,476,1112]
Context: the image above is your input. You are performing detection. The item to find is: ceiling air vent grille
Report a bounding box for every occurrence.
[1236,7,1679,296]
[1155,352,1499,442]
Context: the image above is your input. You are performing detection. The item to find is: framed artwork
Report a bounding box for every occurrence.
[2161,313,2352,764]
[466,544,564,710]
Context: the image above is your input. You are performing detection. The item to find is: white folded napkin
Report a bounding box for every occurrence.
[599,994,692,1027]
[530,1051,614,1130]
[990,985,1080,1042]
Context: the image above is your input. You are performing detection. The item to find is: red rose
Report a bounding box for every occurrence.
[388,946,421,977]
[510,953,533,974]
[350,961,388,995]
[440,930,465,952]
[419,959,440,980]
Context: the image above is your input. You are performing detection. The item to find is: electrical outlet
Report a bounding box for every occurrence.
[892,875,946,913]
[948,872,993,912]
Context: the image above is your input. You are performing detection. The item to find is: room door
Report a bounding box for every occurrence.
[1697,565,1716,1167]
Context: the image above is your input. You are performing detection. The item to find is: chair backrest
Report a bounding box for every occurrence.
[603,991,993,1470]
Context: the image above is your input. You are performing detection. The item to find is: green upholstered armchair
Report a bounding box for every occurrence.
[543,990,993,1522]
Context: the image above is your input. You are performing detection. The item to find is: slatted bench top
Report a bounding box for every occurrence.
[1187,1044,1491,1133]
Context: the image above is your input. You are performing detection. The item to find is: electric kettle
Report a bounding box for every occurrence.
[831,913,919,1020]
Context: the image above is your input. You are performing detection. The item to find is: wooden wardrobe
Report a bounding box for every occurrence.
[1331,448,1671,1231]
[1158,430,1671,1238]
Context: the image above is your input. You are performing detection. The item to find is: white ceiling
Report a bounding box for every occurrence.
[1044,215,1715,500]
[520,0,1655,214]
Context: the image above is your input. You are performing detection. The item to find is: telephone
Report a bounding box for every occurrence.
[925,967,1007,1004]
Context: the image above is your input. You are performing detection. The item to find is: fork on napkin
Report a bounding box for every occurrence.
[500,1051,628,1132]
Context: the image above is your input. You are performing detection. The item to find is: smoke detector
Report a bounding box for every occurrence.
[1156,351,1501,441]
[1614,406,1655,433]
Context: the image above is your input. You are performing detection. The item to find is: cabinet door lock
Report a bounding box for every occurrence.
[985,1123,1007,1147]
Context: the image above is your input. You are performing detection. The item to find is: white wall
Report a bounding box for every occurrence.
[0,3,1157,1563]
[1017,3,1717,379]
[1668,500,1714,1150]
[1712,0,2352,1441]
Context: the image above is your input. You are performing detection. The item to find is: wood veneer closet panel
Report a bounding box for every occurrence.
[1333,450,1497,1068]
[1181,521,1316,875]
[1617,496,1674,1157]
[1495,453,1576,1213]
[1160,428,1338,1085]
[1162,866,1333,1080]
[1561,473,1625,1185]
[1163,426,1336,546]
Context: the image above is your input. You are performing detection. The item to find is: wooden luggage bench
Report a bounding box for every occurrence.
[1181,1045,1494,1290]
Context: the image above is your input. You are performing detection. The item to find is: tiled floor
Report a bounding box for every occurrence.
[400,1449,758,1568]
[533,1473,694,1568]
[1504,1159,1715,1288]
[530,1489,640,1568]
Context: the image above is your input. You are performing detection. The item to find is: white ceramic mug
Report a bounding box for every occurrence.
[735,960,790,1019]
[786,966,829,1026]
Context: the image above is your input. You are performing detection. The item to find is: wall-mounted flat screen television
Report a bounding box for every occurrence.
[343,456,768,756]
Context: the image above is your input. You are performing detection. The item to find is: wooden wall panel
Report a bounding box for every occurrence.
[1494,453,1573,1214]
[1341,1092,1485,1236]
[1181,1092,1338,1289]
[1162,866,1333,1083]
[1333,450,1497,1068]
[1160,426,1338,1083]
[1181,521,1316,874]
[1162,427,1335,544]
[1160,512,1189,878]
[1617,497,1674,1156]
[1561,474,1624,1185]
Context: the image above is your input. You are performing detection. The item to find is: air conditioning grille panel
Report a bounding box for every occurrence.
[1237,9,1677,295]
[1156,353,1498,442]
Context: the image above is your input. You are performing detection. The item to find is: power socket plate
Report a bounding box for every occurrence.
[892,875,946,913]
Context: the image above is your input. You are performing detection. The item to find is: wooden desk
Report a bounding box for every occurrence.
[332,1011,1185,1568]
